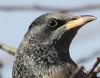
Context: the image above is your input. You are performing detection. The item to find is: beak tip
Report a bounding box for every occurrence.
[90,16,97,21]
[93,16,97,20]
[80,15,97,21]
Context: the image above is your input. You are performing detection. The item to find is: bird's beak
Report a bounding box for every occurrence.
[64,15,96,30]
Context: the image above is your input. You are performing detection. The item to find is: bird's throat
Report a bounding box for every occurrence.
[54,28,78,63]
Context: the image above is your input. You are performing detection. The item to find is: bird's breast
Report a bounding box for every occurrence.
[43,71,65,78]
[42,65,66,78]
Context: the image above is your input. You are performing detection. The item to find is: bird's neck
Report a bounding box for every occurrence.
[53,28,78,65]
[54,42,77,66]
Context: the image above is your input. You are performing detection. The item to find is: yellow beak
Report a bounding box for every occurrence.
[64,15,96,30]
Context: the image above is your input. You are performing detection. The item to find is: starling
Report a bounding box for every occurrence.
[12,13,96,78]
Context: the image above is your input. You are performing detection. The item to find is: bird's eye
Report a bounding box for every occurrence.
[47,18,58,27]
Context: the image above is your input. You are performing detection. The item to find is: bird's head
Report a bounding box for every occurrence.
[27,13,96,50]
[19,13,96,62]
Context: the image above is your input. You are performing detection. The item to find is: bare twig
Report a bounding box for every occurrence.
[0,61,3,68]
[87,67,100,78]
[96,67,100,72]
[0,61,3,78]
[87,57,100,78]
[0,3,100,12]
[0,43,16,55]
[69,66,84,78]
[93,67,100,78]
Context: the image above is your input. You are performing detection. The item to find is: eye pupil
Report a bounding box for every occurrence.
[48,18,58,27]
[49,20,56,26]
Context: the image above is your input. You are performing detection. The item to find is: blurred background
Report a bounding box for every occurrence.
[0,0,100,78]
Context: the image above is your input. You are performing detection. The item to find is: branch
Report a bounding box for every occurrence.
[0,3,100,12]
[96,66,100,72]
[69,66,84,78]
[87,57,100,78]
[0,61,3,68]
[77,51,100,64]
[0,43,16,55]
[0,61,3,78]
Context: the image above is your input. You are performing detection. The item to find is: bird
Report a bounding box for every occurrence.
[12,13,96,78]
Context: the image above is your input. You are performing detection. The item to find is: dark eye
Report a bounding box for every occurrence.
[47,18,58,27]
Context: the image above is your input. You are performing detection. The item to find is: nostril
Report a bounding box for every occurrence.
[72,16,79,20]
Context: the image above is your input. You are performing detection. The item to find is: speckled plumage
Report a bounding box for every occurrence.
[12,13,95,78]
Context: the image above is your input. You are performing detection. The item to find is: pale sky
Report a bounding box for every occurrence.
[0,0,100,78]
